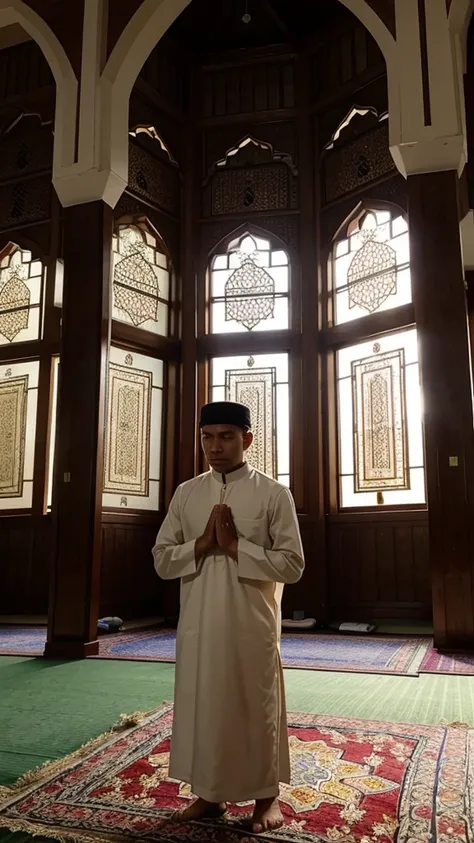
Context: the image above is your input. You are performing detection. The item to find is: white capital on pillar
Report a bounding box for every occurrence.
[52,0,127,208]
[389,0,466,177]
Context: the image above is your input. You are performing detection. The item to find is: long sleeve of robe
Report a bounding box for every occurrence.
[152,464,305,804]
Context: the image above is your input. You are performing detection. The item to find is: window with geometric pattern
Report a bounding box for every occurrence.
[0,245,45,345]
[210,352,289,485]
[210,233,289,334]
[102,346,164,511]
[0,359,39,510]
[337,329,425,508]
[112,224,170,337]
[332,210,410,326]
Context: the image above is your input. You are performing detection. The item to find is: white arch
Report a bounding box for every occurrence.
[337,0,400,148]
[0,0,77,170]
[100,0,398,190]
[448,0,474,70]
[100,0,191,185]
[337,0,397,68]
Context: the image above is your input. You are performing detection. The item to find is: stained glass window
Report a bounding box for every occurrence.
[102,347,164,511]
[0,246,44,345]
[112,225,170,336]
[210,233,289,333]
[337,329,425,508]
[210,352,289,485]
[332,211,410,325]
[0,359,39,510]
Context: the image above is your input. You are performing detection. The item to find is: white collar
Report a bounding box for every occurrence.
[210,462,251,484]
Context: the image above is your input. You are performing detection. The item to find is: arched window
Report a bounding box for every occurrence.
[210,232,289,333]
[207,229,291,485]
[332,210,410,325]
[329,207,425,509]
[104,219,172,512]
[0,244,45,345]
[0,359,39,509]
[0,244,51,514]
[112,223,170,336]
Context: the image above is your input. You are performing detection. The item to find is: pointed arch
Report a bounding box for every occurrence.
[336,1,396,69]
[100,0,190,182]
[448,0,474,70]
[0,1,77,170]
[209,136,298,178]
[331,199,407,244]
[208,222,294,262]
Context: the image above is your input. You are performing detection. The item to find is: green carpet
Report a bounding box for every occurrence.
[1,654,474,789]
[0,654,473,843]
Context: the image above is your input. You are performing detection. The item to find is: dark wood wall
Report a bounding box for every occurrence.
[192,20,430,623]
[0,10,432,625]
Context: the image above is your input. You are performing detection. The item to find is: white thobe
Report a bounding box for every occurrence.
[152,463,304,804]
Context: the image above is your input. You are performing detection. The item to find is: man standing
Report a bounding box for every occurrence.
[153,401,304,833]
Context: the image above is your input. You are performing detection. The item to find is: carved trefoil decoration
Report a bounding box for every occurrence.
[351,347,409,493]
[225,236,275,330]
[225,361,277,477]
[103,363,152,497]
[347,213,397,313]
[0,374,28,497]
[0,250,31,342]
[113,227,159,328]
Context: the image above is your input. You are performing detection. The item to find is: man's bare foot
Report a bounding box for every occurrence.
[252,797,284,833]
[172,797,227,824]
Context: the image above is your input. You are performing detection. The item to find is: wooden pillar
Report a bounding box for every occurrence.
[408,170,474,650]
[45,201,112,658]
[296,55,328,620]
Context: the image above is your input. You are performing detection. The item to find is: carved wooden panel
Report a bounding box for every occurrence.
[323,124,395,205]
[128,143,180,217]
[0,515,51,614]
[207,163,297,216]
[129,94,182,168]
[281,520,327,620]
[0,175,52,231]
[319,77,389,151]
[328,513,431,620]
[204,123,297,176]
[202,61,295,118]
[0,120,53,182]
[100,519,163,618]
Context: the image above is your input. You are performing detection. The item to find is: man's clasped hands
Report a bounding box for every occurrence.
[195,504,238,560]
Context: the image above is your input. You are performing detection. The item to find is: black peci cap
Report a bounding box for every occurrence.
[199,401,251,430]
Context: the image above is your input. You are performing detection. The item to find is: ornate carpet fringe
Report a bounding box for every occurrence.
[0,707,162,805]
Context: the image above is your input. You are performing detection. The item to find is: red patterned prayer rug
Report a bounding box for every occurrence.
[0,704,472,843]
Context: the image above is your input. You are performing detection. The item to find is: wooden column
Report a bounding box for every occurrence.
[295,55,328,620]
[45,201,112,658]
[408,170,474,649]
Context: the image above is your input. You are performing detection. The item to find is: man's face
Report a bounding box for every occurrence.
[201,424,253,474]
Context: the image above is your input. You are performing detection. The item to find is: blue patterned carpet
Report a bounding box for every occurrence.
[0,625,432,675]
